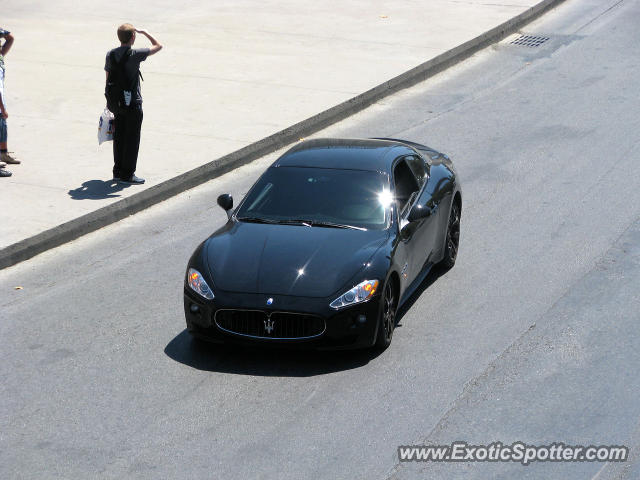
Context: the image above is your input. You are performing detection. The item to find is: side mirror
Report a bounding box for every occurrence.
[407,204,430,222]
[217,194,233,219]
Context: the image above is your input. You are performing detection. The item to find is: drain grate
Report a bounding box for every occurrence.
[510,35,550,47]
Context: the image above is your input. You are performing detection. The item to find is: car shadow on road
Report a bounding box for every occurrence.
[164,330,383,377]
[68,179,131,200]
[395,264,449,326]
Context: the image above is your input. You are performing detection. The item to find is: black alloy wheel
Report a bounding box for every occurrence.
[441,201,460,269]
[375,281,397,350]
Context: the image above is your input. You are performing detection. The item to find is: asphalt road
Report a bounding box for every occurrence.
[2,0,639,478]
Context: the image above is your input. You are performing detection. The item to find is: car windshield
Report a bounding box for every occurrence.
[236,167,391,230]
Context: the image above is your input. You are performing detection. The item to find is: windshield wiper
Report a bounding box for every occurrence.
[238,217,365,231]
[236,216,279,224]
[290,220,367,231]
[237,217,312,227]
[276,219,312,227]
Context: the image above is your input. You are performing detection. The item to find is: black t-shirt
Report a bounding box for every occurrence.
[104,46,150,105]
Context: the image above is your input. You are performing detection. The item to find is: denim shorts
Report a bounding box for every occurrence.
[0,117,6,143]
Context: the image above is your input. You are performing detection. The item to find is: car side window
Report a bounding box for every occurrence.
[393,160,420,216]
[404,155,427,188]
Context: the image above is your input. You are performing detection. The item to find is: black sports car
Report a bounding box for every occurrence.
[184,138,461,350]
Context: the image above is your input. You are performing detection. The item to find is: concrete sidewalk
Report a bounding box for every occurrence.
[0,0,560,267]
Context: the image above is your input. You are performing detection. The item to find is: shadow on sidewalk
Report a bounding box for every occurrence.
[68,179,131,200]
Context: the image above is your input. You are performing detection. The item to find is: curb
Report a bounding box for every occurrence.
[0,0,566,270]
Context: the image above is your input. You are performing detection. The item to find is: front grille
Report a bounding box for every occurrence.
[215,310,325,340]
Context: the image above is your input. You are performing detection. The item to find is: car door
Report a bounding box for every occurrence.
[403,154,441,272]
[393,157,429,286]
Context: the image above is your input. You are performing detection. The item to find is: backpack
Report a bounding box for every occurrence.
[104,48,138,114]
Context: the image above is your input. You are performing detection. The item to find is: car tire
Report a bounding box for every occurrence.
[440,200,461,269]
[374,280,397,350]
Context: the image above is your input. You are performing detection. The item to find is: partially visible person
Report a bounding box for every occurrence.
[104,23,162,184]
[0,27,18,173]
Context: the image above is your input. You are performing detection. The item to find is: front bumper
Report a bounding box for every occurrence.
[183,288,381,350]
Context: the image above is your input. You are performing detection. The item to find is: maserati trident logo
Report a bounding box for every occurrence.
[265,299,275,333]
[264,317,275,334]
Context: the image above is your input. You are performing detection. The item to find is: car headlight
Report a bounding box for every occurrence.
[330,279,379,309]
[187,268,214,300]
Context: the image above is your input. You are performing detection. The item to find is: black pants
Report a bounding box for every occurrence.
[113,104,143,179]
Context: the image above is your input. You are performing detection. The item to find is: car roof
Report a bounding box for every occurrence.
[272,138,420,172]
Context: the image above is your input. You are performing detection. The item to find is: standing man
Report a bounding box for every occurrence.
[105,24,162,184]
[0,28,17,177]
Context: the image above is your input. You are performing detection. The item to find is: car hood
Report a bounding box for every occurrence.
[205,222,389,297]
